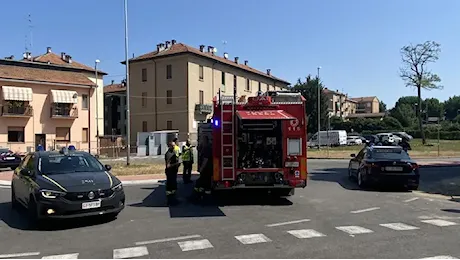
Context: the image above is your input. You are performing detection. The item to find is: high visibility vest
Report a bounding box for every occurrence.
[173,145,180,158]
[182,145,193,161]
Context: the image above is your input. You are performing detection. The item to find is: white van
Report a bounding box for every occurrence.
[308,130,347,147]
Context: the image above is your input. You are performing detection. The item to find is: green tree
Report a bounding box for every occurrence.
[390,103,417,128]
[399,41,443,144]
[423,98,444,119]
[379,101,387,112]
[293,75,329,134]
[444,95,460,120]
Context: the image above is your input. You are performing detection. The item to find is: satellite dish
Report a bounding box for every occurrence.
[212,47,217,53]
[223,52,228,59]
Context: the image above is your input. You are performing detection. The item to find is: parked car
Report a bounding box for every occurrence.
[0,148,21,170]
[392,132,413,141]
[376,133,397,144]
[347,136,363,146]
[362,134,379,144]
[11,147,125,228]
[348,145,419,190]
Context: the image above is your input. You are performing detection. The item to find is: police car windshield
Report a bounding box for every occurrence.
[39,154,104,174]
[369,148,410,160]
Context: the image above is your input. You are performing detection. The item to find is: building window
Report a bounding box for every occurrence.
[82,128,88,143]
[199,90,204,104]
[141,92,147,107]
[367,102,371,108]
[246,78,250,91]
[199,65,204,81]
[221,72,225,90]
[166,90,172,104]
[142,68,147,82]
[166,65,172,79]
[56,127,70,142]
[258,82,261,91]
[142,121,147,132]
[82,94,88,109]
[8,127,24,143]
[167,120,172,130]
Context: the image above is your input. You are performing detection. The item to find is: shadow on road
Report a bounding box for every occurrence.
[129,181,293,218]
[417,167,460,198]
[0,201,116,231]
[441,209,460,214]
[309,167,411,193]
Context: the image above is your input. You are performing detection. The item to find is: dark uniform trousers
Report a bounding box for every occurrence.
[183,161,193,183]
[166,166,179,193]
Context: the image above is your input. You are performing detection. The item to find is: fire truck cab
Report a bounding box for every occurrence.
[197,90,307,196]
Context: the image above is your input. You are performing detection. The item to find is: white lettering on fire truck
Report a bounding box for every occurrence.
[288,119,301,131]
[246,111,276,116]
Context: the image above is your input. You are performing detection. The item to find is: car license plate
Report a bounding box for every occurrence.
[82,200,101,209]
[385,166,403,172]
[5,157,15,160]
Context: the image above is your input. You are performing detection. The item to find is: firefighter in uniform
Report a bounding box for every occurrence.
[173,137,181,158]
[182,139,194,184]
[194,135,212,197]
[165,140,180,197]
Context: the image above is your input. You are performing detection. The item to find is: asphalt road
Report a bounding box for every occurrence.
[1,160,460,259]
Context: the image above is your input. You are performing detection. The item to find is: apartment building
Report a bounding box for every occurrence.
[0,48,105,153]
[350,96,380,114]
[124,40,290,144]
[104,80,127,136]
[323,88,357,118]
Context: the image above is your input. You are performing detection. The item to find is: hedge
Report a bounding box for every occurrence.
[360,130,460,140]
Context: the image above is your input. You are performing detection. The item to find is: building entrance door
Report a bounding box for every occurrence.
[35,134,46,151]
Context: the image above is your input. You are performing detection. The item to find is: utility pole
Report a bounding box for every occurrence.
[317,66,321,149]
[95,60,100,155]
[124,0,131,166]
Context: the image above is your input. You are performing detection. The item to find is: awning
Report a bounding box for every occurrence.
[51,90,78,104]
[236,110,296,120]
[2,86,33,101]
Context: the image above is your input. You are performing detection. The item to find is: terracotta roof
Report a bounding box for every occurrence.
[350,96,378,102]
[104,83,126,93]
[124,42,290,85]
[22,52,107,75]
[0,62,94,86]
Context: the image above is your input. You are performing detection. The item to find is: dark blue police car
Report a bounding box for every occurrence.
[11,147,125,227]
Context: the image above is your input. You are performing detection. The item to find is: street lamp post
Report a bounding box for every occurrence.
[95,59,100,155]
[317,66,321,150]
[124,0,131,166]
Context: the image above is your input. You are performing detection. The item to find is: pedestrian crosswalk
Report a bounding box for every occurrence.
[1,218,458,259]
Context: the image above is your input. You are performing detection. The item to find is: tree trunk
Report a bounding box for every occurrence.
[417,86,426,145]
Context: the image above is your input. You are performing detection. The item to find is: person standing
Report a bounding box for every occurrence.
[165,140,180,197]
[194,135,213,196]
[182,139,194,184]
[173,137,181,158]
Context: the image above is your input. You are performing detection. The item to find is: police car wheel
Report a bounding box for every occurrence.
[358,170,366,188]
[11,188,20,210]
[348,165,353,179]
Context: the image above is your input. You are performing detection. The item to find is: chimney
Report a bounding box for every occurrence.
[23,52,32,60]
[266,69,271,75]
[244,60,248,66]
[111,80,115,85]
[4,55,14,60]
[46,47,52,53]
[207,46,214,53]
[165,41,171,48]
[65,55,72,63]
[61,52,66,60]
[171,39,176,45]
[223,52,229,59]
[199,45,205,52]
[234,57,239,64]
[156,44,161,52]
[159,43,165,51]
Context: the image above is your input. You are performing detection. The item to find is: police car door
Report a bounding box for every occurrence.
[350,148,366,174]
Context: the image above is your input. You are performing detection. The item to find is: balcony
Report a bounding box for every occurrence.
[195,103,213,114]
[2,104,33,117]
[50,105,78,119]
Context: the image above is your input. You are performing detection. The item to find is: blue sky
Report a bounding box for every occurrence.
[1,0,459,108]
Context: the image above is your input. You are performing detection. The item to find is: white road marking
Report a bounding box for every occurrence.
[235,234,271,245]
[380,223,420,231]
[422,256,458,259]
[335,226,374,235]
[177,239,213,252]
[266,219,310,227]
[287,229,326,239]
[0,252,40,258]
[42,253,79,259]
[404,197,419,203]
[113,246,149,259]
[421,219,458,227]
[350,207,380,214]
[135,234,202,245]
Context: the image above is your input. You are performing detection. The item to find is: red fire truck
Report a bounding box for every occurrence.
[197,90,307,196]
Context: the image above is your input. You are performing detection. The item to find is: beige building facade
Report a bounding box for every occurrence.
[0,48,105,153]
[126,41,290,144]
[323,88,357,118]
[351,96,380,114]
